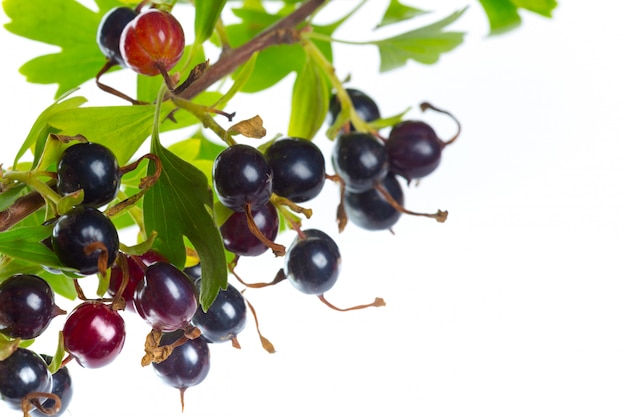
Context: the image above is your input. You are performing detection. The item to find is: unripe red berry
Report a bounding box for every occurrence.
[120,9,185,76]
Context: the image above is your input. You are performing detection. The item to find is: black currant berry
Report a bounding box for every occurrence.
[0,274,62,339]
[284,229,341,295]
[385,103,461,181]
[332,132,388,192]
[97,6,138,66]
[31,355,73,417]
[220,202,279,257]
[107,250,168,313]
[0,348,51,409]
[328,88,381,128]
[344,172,404,231]
[264,137,326,203]
[51,206,119,275]
[56,142,121,207]
[191,283,247,345]
[152,329,210,411]
[212,144,273,212]
[385,121,443,180]
[134,262,198,331]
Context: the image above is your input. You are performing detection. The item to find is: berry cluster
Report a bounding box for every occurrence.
[330,88,457,231]
[0,6,460,416]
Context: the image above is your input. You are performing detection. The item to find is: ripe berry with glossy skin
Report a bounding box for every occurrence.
[120,9,185,76]
[284,229,341,295]
[108,250,168,312]
[264,137,326,203]
[220,202,279,257]
[62,302,126,369]
[213,144,273,212]
[56,142,121,207]
[51,206,119,275]
[97,6,138,66]
[386,103,461,181]
[385,121,443,180]
[0,274,62,339]
[332,132,388,192]
[152,329,210,410]
[192,283,247,344]
[0,348,51,409]
[134,262,198,331]
[328,88,381,128]
[32,355,73,417]
[344,173,404,231]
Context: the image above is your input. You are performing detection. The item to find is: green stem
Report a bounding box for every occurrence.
[171,97,236,146]
[113,189,147,239]
[302,38,370,133]
[303,31,369,46]
[2,171,61,206]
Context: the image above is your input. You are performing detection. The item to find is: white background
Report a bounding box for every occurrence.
[1,1,626,416]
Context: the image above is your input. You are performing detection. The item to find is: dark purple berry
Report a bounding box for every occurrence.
[134,262,198,331]
[212,144,273,212]
[284,229,341,295]
[264,137,326,202]
[332,132,388,192]
[97,6,138,66]
[152,329,210,409]
[56,142,121,207]
[32,355,73,417]
[220,202,279,257]
[51,206,119,275]
[191,283,247,344]
[0,348,51,409]
[0,274,61,339]
[344,173,404,231]
[328,88,381,129]
[385,121,442,180]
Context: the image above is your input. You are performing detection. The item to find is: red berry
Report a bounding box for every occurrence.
[120,9,185,76]
[62,302,125,369]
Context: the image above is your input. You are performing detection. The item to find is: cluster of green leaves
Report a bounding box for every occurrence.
[0,0,557,312]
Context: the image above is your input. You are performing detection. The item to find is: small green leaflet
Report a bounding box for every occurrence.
[47,103,160,165]
[143,132,228,311]
[288,53,330,140]
[3,0,123,98]
[478,0,558,34]
[375,8,467,72]
[13,96,87,169]
[0,225,64,269]
[377,0,428,29]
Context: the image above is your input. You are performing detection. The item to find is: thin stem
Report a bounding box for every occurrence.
[304,31,369,46]
[170,97,237,146]
[174,0,326,100]
[2,171,61,206]
[302,38,370,133]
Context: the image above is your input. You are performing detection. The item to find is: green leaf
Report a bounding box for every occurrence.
[194,0,227,45]
[13,96,87,169]
[288,53,330,140]
[47,104,162,165]
[0,225,64,268]
[479,0,557,34]
[374,8,467,72]
[47,332,66,374]
[143,132,228,311]
[377,0,428,29]
[3,0,117,98]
